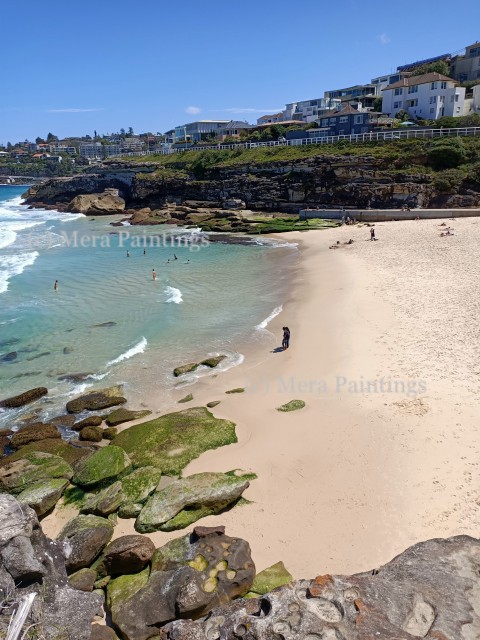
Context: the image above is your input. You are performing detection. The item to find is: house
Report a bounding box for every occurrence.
[473,84,480,114]
[283,98,341,123]
[371,71,411,94]
[450,42,480,83]
[257,113,284,125]
[174,121,229,143]
[382,72,465,120]
[324,84,377,108]
[318,105,372,136]
[217,121,253,140]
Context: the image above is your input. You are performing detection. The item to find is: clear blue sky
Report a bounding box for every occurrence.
[2,0,479,143]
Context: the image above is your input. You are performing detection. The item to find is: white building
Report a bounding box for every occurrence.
[473,84,480,114]
[79,142,103,159]
[382,72,465,120]
[283,97,341,123]
[370,71,411,94]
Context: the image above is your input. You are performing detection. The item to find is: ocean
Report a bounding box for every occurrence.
[0,185,297,429]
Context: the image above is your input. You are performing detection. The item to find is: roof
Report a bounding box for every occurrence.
[320,104,363,118]
[220,120,253,130]
[383,72,456,91]
[258,112,283,120]
[255,120,300,128]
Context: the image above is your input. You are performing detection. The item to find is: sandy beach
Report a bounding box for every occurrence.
[43,217,480,579]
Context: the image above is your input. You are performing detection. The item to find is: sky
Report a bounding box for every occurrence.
[1,0,480,144]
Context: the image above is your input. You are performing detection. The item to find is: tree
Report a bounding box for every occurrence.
[94,130,98,139]
[120,128,126,136]
[395,110,409,122]
[128,127,134,136]
[46,132,58,142]
[411,60,450,77]
[35,136,45,144]
[373,97,383,113]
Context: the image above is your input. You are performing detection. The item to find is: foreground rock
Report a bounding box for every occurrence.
[118,466,162,518]
[67,190,126,215]
[162,535,480,640]
[57,514,114,573]
[96,535,155,577]
[66,385,127,413]
[173,355,226,377]
[105,407,151,427]
[0,450,73,494]
[72,445,132,488]
[136,472,250,533]
[0,386,48,408]
[112,407,237,475]
[9,421,61,449]
[107,526,255,640]
[0,494,103,640]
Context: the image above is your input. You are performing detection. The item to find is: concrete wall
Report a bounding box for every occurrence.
[300,208,480,222]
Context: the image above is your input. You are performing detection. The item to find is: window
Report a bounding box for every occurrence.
[455,94,459,102]
[441,81,447,89]
[431,82,437,90]
[408,85,418,94]
[394,88,403,96]
[394,101,402,109]
[439,95,445,103]
[354,115,364,124]
[429,96,436,104]
[339,116,348,123]
[322,119,328,127]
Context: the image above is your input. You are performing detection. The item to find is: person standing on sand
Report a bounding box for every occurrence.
[54,280,58,291]
[370,227,376,241]
[152,269,156,281]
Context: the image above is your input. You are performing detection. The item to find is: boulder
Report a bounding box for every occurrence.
[1,351,17,362]
[0,451,73,494]
[80,426,104,442]
[81,481,124,516]
[72,446,132,489]
[66,386,126,414]
[67,192,126,215]
[58,514,114,573]
[1,438,93,466]
[17,478,69,516]
[248,561,293,596]
[173,356,226,377]
[105,408,151,427]
[90,625,120,640]
[107,528,254,640]
[0,493,38,544]
[118,467,162,519]
[136,472,250,533]
[173,362,198,377]
[103,427,118,440]
[96,535,155,577]
[73,415,103,430]
[0,386,48,408]
[206,401,220,408]
[68,567,97,592]
[1,535,45,580]
[51,414,77,428]
[10,421,60,449]
[277,399,306,412]
[178,394,193,404]
[200,356,226,368]
[111,407,237,476]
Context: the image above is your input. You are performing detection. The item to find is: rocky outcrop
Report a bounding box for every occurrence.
[72,445,132,488]
[105,408,151,427]
[0,386,48,408]
[66,386,127,413]
[173,355,226,377]
[0,494,103,640]
[162,535,480,640]
[9,421,61,449]
[0,451,73,494]
[67,190,126,215]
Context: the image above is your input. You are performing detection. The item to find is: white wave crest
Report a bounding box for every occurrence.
[107,337,147,366]
[165,286,183,304]
[255,305,283,330]
[0,252,39,295]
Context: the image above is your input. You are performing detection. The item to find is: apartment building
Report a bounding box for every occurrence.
[450,42,480,83]
[282,97,341,123]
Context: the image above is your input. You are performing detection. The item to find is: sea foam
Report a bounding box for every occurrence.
[255,305,283,330]
[0,252,39,294]
[107,337,148,366]
[165,286,183,304]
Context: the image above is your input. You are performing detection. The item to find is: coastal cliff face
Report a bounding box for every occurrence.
[23,152,480,217]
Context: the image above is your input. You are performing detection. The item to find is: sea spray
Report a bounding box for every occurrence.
[107,337,148,366]
[164,286,183,304]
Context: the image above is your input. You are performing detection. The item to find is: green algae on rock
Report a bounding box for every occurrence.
[276,399,306,412]
[135,472,250,533]
[17,477,69,516]
[248,561,293,596]
[0,451,73,495]
[206,400,221,408]
[105,408,151,427]
[81,481,125,517]
[111,407,237,475]
[225,387,245,394]
[178,393,193,404]
[118,466,162,519]
[2,437,93,466]
[72,445,132,489]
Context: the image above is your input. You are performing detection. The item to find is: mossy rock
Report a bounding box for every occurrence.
[276,399,306,412]
[173,363,198,377]
[72,415,103,431]
[17,477,69,516]
[103,427,118,440]
[111,407,236,476]
[72,445,132,489]
[206,401,221,408]
[0,437,93,466]
[66,386,126,414]
[68,567,97,592]
[225,388,245,394]
[118,466,162,518]
[81,481,124,516]
[105,408,152,427]
[200,356,226,368]
[135,472,250,533]
[178,393,193,404]
[249,561,293,595]
[106,566,150,617]
[0,451,73,495]
[150,535,190,573]
[79,426,103,442]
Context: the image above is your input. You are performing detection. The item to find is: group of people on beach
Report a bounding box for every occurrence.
[282,326,290,350]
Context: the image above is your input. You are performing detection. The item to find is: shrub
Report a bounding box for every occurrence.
[433,169,465,193]
[427,139,467,169]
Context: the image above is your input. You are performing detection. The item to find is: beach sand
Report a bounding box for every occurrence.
[43,217,480,579]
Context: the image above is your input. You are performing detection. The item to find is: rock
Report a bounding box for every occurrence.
[90,625,119,640]
[58,372,93,382]
[178,393,193,404]
[63,346,74,354]
[0,564,14,600]
[80,426,104,442]
[206,401,221,408]
[136,472,250,533]
[67,192,126,215]
[118,467,162,519]
[200,356,226,368]
[72,445,132,489]
[66,385,126,413]
[173,362,198,377]
[108,529,254,640]
[2,437,93,466]
[73,415,103,430]
[51,414,77,428]
[103,427,118,440]
[17,478,69,516]
[0,493,38,544]
[90,321,117,328]
[248,561,293,596]
[1,351,17,362]
[0,451,73,494]
[68,567,97,592]
[81,481,124,516]
[58,514,114,573]
[0,386,48,408]
[225,387,244,394]
[111,407,237,476]
[96,535,155,577]
[105,408,151,427]
[10,421,60,449]
[1,535,46,580]
[276,399,306,412]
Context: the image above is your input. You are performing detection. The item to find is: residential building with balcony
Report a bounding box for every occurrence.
[283,97,341,123]
[370,71,411,94]
[382,73,465,120]
[79,142,103,159]
[49,144,77,155]
[318,105,372,136]
[217,121,253,140]
[256,112,284,125]
[174,121,229,143]
[450,42,480,83]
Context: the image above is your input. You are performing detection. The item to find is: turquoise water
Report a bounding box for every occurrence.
[0,185,296,428]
